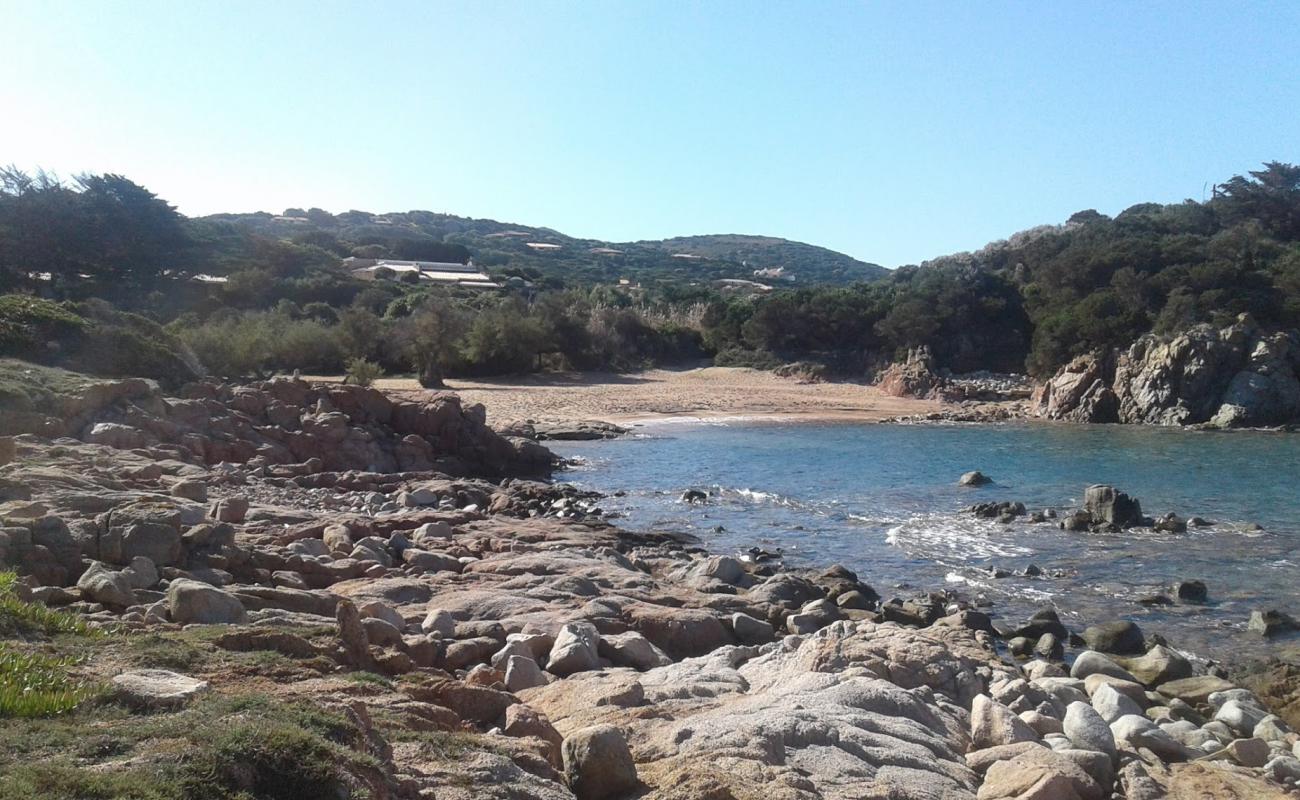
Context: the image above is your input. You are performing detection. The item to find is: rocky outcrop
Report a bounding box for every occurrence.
[1036,315,1300,427]
[4,373,556,479]
[4,383,1299,798]
[876,346,945,399]
[1033,353,1119,423]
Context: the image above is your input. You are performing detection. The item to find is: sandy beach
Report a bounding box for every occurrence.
[356,366,943,426]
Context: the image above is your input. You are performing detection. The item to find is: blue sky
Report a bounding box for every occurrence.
[4,1,1298,267]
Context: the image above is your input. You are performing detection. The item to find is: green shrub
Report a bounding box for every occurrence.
[344,357,383,387]
[0,295,89,358]
[773,360,829,382]
[712,347,782,370]
[170,311,343,378]
[0,760,177,800]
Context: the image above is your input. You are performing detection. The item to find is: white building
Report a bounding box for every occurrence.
[343,258,499,288]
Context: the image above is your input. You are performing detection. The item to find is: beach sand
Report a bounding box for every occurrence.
[354,366,943,426]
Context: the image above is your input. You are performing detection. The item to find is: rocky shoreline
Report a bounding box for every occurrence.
[1,375,1299,797]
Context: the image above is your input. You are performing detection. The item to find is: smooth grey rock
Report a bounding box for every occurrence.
[598,632,672,671]
[166,578,246,624]
[547,622,601,676]
[970,693,1039,750]
[112,668,209,708]
[1254,714,1292,742]
[358,600,405,631]
[959,471,993,486]
[730,612,774,645]
[505,655,547,692]
[1114,645,1192,687]
[1081,620,1145,655]
[1109,714,1190,761]
[1215,699,1268,736]
[1084,485,1143,528]
[1092,682,1145,723]
[1070,650,1137,682]
[121,556,158,590]
[76,561,136,607]
[1019,710,1063,737]
[1059,748,1114,794]
[561,724,638,800]
[1063,701,1117,760]
[421,607,455,637]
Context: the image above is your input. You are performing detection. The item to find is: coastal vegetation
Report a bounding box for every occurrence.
[2,162,1299,383]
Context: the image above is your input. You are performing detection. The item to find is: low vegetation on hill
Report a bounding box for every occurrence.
[1,162,1298,382]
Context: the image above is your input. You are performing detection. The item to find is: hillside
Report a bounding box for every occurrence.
[198,210,886,288]
[644,234,887,283]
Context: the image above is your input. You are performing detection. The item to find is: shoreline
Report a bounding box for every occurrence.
[2,372,1298,796]
[313,366,1016,427]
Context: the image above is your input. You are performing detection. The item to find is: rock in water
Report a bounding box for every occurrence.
[1081,620,1145,655]
[561,725,638,800]
[112,669,209,709]
[1175,579,1207,603]
[166,578,246,624]
[959,470,993,486]
[1248,609,1298,637]
[1084,485,1143,528]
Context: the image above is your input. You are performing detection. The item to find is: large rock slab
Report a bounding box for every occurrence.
[112,669,209,709]
[524,621,1013,799]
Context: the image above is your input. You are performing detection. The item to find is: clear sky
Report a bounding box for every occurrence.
[4,1,1298,267]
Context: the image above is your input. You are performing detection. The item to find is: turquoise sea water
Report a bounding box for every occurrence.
[553,420,1300,662]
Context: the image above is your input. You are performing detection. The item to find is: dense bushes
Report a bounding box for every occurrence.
[5,162,1300,382]
[702,163,1300,377]
[165,290,706,380]
[0,295,199,387]
[170,311,342,377]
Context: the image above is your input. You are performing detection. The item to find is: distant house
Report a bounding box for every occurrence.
[526,242,562,251]
[753,266,795,281]
[714,278,772,293]
[342,257,499,289]
[671,253,704,260]
[590,247,624,255]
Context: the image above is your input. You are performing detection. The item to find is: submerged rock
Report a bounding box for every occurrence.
[959,470,993,486]
[1248,609,1298,637]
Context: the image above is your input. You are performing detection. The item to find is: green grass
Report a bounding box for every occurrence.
[0,692,381,800]
[0,572,99,638]
[342,670,393,689]
[0,573,104,719]
[0,645,101,718]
